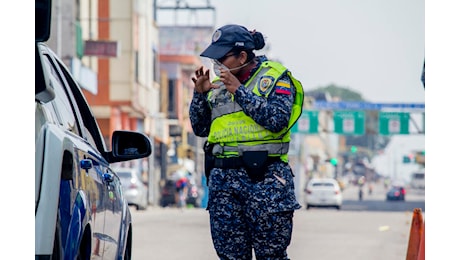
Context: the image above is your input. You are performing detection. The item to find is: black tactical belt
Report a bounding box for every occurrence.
[214,156,281,169]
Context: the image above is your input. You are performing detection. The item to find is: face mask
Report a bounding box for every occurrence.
[212,60,229,77]
[212,59,251,77]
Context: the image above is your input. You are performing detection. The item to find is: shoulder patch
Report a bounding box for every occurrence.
[257,76,275,95]
[275,80,291,95]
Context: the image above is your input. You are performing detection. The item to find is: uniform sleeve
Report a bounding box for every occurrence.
[233,73,295,133]
[189,90,212,137]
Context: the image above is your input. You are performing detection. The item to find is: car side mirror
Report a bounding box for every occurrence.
[108,130,152,163]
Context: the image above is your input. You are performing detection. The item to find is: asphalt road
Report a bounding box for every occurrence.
[130,182,425,259]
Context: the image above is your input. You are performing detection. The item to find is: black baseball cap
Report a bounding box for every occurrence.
[200,24,255,60]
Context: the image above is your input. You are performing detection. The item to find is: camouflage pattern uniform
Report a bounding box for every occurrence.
[189,56,301,260]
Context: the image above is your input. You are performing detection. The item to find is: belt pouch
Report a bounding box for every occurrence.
[242,151,268,182]
[203,142,214,185]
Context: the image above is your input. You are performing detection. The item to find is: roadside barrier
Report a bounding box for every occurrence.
[406,208,425,260]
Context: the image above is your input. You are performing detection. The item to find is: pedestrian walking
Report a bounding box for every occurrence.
[175,176,188,208]
[189,24,304,260]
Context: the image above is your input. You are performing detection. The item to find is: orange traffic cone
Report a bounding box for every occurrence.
[406,208,424,260]
[417,222,425,260]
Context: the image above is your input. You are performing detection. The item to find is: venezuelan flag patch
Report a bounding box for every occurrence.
[275,81,291,95]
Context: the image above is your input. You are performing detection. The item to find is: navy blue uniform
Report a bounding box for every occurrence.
[189,56,301,260]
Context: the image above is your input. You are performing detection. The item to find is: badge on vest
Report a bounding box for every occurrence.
[257,76,275,95]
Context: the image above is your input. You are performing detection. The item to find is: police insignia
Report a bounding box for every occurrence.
[212,29,222,42]
[258,76,274,95]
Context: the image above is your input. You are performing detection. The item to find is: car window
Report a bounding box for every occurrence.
[55,56,108,152]
[42,55,80,135]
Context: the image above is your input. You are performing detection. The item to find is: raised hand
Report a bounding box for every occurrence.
[192,66,213,93]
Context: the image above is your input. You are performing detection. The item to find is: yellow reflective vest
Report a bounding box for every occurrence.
[206,60,304,162]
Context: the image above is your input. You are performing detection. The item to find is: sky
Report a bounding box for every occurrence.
[213,0,425,103]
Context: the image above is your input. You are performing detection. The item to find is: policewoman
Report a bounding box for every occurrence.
[190,24,304,260]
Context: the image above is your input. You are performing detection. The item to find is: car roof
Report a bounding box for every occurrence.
[309,178,337,183]
[307,178,339,186]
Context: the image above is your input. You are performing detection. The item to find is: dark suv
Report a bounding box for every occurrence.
[35,1,152,258]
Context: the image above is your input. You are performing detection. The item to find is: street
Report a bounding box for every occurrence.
[131,182,424,259]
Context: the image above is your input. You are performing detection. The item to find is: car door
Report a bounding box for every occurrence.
[40,45,113,258]
[51,46,134,258]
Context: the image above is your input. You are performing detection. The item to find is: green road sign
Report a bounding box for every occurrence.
[333,111,365,135]
[291,110,319,134]
[379,112,410,135]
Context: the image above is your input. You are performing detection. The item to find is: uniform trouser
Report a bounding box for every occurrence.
[207,162,301,260]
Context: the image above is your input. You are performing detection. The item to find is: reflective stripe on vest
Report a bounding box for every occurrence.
[212,142,290,156]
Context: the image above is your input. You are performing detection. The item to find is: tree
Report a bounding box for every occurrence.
[305,84,365,101]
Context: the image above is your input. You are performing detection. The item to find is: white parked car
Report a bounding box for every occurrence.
[113,167,149,210]
[304,178,343,210]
